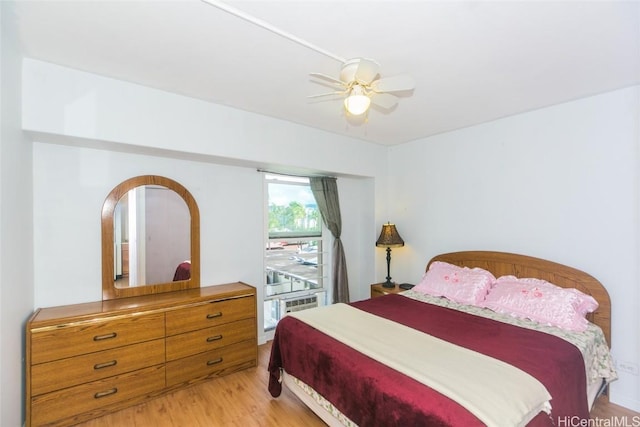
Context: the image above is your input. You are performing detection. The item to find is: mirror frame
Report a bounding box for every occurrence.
[102,175,200,300]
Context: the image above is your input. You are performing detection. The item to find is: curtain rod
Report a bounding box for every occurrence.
[257,169,336,179]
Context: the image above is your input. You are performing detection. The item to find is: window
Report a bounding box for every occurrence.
[263,174,326,332]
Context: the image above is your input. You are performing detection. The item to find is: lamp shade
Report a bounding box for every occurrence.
[344,84,371,116]
[376,223,404,248]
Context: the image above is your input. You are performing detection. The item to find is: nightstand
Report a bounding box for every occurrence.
[370,283,404,298]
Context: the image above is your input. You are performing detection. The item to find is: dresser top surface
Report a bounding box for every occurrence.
[29,282,256,327]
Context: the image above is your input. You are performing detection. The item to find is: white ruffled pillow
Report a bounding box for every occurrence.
[412,261,496,306]
[482,275,598,332]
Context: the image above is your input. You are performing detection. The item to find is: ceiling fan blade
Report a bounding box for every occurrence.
[307,91,346,99]
[310,73,346,86]
[354,58,380,85]
[371,74,416,93]
[370,92,398,110]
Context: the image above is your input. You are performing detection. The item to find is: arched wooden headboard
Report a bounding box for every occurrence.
[428,251,611,348]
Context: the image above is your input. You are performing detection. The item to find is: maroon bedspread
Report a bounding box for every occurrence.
[268,294,589,427]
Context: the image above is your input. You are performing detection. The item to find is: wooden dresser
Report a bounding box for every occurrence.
[26,282,257,427]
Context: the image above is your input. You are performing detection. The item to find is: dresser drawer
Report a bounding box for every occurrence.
[31,338,165,396]
[31,312,165,364]
[166,317,255,361]
[166,339,256,387]
[166,295,255,336]
[31,364,165,427]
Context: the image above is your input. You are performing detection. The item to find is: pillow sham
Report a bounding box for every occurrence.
[412,261,496,306]
[482,275,598,332]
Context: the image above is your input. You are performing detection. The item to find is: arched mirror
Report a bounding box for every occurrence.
[102,175,200,300]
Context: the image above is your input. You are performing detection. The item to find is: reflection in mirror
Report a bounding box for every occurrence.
[113,185,191,288]
[102,175,200,300]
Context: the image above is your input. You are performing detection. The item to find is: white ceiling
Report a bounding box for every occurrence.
[13,0,640,146]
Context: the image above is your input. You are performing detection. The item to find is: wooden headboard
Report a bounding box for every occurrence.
[428,251,611,347]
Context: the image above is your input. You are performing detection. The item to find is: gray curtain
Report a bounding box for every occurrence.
[310,177,349,304]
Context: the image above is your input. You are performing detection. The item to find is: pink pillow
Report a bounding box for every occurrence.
[482,275,598,331]
[413,261,496,305]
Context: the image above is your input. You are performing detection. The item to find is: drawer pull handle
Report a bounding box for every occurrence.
[206,335,223,342]
[94,360,118,370]
[207,357,223,366]
[93,332,117,341]
[94,388,118,399]
[206,312,222,319]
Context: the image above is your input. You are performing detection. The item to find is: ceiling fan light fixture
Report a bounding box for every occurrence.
[310,57,414,117]
[344,85,371,116]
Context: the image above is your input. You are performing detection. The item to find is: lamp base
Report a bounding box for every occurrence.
[382,280,395,288]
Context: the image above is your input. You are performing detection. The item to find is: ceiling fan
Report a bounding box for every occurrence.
[309,58,416,116]
[199,2,415,118]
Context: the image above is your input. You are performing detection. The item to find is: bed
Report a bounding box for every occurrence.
[268,251,617,427]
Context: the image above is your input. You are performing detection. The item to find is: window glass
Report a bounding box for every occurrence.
[264,175,326,331]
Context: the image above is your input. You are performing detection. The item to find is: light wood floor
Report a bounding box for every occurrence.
[78,342,638,426]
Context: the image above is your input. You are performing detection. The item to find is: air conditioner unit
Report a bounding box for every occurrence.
[280,292,326,317]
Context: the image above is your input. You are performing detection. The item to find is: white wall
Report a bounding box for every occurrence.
[24,60,387,351]
[32,144,265,306]
[336,176,377,302]
[22,59,387,179]
[388,86,640,410]
[1,3,34,426]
